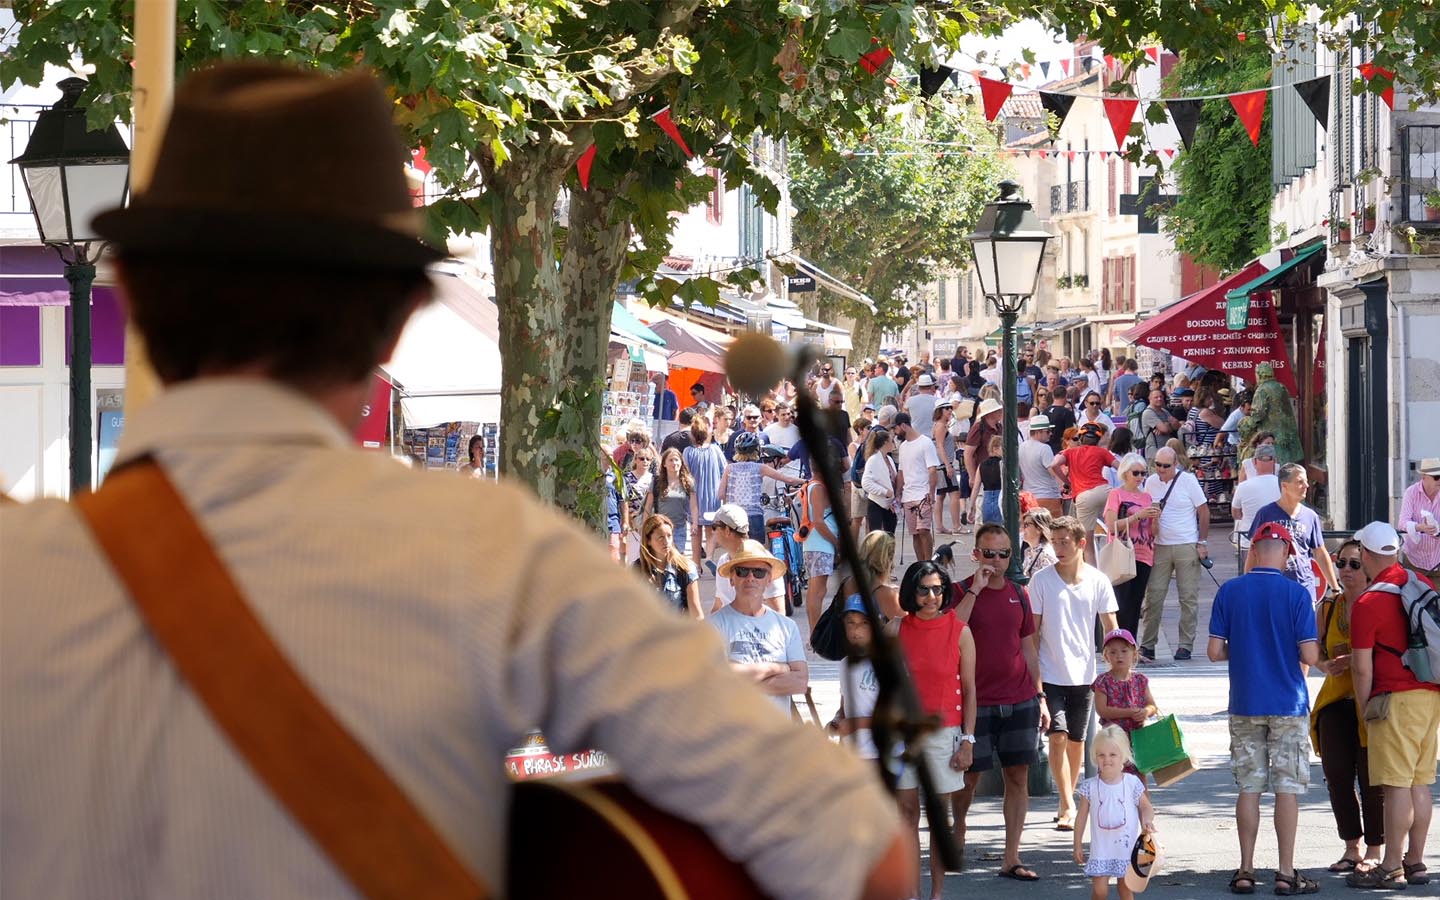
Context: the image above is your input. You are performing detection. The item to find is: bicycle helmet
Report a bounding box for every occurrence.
[733,431,760,452]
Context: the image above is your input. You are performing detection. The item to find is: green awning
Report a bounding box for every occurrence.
[611,302,666,346]
[983,323,1035,346]
[1223,242,1324,302]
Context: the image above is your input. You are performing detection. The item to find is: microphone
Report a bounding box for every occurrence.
[725,333,823,396]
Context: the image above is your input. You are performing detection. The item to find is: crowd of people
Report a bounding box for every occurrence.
[606,343,1440,900]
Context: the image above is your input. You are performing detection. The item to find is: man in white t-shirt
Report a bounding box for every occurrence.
[1029,516,1118,829]
[709,540,808,714]
[1230,444,1280,549]
[1138,446,1210,662]
[894,412,941,562]
[1018,415,1062,516]
[763,402,801,450]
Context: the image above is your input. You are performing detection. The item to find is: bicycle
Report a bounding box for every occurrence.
[761,484,808,617]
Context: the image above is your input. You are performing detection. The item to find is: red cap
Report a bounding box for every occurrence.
[1251,521,1296,555]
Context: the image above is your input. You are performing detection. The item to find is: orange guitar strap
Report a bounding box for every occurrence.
[74,460,487,900]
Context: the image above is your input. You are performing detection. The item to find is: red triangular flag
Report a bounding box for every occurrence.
[974,75,1013,122]
[576,144,596,190]
[652,107,693,157]
[1060,58,1071,76]
[410,147,432,175]
[1067,151,1077,161]
[859,45,893,74]
[1358,62,1396,110]
[1163,148,1176,159]
[1146,47,1161,63]
[1102,97,1140,151]
[1104,53,1115,72]
[1228,89,1267,146]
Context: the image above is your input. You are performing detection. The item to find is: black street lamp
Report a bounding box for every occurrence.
[11,78,131,493]
[967,180,1050,583]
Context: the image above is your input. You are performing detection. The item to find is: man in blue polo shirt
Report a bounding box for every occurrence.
[1207,522,1321,895]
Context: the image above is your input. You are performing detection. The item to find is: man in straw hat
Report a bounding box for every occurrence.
[0,62,909,900]
[711,540,808,712]
[1400,457,1440,579]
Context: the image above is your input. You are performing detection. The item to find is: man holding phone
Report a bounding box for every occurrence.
[950,524,1048,881]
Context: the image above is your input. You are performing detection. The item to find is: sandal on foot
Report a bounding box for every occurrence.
[998,864,1039,881]
[1273,870,1319,895]
[1328,857,1363,873]
[1346,865,1406,889]
[1228,869,1257,894]
[1404,861,1429,885]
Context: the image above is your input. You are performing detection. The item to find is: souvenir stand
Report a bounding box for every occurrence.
[601,349,656,450]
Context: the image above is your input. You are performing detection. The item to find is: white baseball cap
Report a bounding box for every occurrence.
[706,503,751,533]
[1356,521,1402,556]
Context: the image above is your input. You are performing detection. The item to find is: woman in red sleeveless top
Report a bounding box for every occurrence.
[893,559,978,900]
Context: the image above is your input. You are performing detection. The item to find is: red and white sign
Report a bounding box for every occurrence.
[1121,261,1297,391]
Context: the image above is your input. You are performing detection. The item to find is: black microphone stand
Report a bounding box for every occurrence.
[789,367,961,872]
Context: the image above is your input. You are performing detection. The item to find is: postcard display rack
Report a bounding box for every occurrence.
[601,354,656,447]
[402,420,500,477]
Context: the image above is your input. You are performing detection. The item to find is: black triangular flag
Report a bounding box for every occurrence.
[1040,61,1051,78]
[1040,91,1078,131]
[1167,98,1203,150]
[919,64,955,99]
[1294,75,1330,131]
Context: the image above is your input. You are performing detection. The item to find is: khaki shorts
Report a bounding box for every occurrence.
[849,484,868,519]
[1367,689,1440,787]
[1229,715,1311,794]
[903,496,934,533]
[896,725,967,794]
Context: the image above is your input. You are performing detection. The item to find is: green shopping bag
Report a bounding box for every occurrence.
[1130,714,1190,774]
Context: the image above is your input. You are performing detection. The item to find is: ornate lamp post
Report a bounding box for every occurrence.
[967,180,1051,582]
[11,78,131,492]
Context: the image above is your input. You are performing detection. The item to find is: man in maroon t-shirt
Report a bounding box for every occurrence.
[1349,522,1440,889]
[950,523,1048,882]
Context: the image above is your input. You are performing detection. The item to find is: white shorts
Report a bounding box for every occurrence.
[896,725,966,794]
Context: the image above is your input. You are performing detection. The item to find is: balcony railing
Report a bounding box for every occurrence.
[1049,182,1090,215]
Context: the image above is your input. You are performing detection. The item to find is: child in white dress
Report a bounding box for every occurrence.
[1073,725,1157,899]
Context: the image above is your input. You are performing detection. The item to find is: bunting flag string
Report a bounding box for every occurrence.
[1040,61,1051,78]
[1228,89,1267,146]
[1145,47,1161,63]
[1060,58,1071,76]
[858,43,894,74]
[1165,98,1202,151]
[1358,62,1395,110]
[576,144,596,190]
[975,74,1014,122]
[1293,75,1330,131]
[1040,90,1078,131]
[1102,97,1140,151]
[651,107,693,157]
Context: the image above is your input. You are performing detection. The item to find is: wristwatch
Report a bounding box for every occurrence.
[957,733,977,745]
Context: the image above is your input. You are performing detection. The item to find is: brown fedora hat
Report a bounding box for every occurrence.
[94,62,442,270]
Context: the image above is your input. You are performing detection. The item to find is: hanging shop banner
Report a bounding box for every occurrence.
[1225,293,1250,331]
[1121,262,1297,392]
[786,273,817,292]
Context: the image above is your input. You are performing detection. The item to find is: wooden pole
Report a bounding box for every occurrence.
[120,0,175,414]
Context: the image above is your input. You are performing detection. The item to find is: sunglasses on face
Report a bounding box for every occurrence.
[1153,462,1173,469]
[1337,559,1365,571]
[732,565,771,580]
[1129,469,1146,477]
[745,415,760,421]
[978,548,1012,559]
[916,584,946,596]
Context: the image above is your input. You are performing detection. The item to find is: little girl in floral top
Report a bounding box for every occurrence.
[1074,725,1157,899]
[1091,629,1159,779]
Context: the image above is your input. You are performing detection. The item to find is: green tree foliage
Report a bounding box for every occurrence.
[1161,43,1275,273]
[4,0,1438,522]
[789,103,1005,360]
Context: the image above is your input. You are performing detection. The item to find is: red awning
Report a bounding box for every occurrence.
[1120,260,1297,391]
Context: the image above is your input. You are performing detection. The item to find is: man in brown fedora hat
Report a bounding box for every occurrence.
[0,62,908,900]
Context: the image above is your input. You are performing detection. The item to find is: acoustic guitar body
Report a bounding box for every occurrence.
[508,778,771,899]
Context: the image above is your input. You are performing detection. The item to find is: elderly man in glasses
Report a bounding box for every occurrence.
[1138,446,1211,663]
[951,523,1048,882]
[709,539,808,713]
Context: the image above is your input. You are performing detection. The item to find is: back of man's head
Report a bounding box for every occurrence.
[99,63,437,387]
[678,408,695,426]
